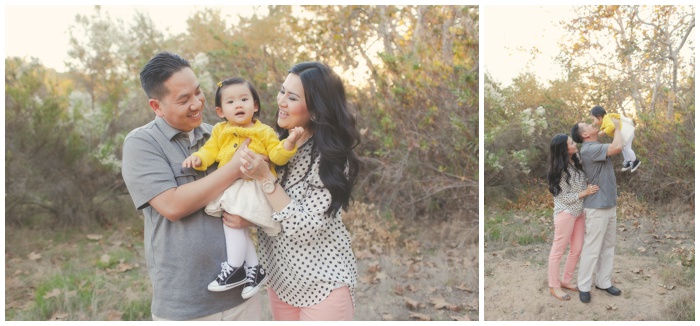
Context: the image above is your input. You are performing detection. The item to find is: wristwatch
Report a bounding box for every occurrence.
[262,179,276,194]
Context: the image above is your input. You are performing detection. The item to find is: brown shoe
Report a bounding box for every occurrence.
[550,287,571,301]
[561,283,579,292]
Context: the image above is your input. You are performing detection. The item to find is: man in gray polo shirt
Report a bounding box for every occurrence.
[571,116,624,303]
[121,52,260,320]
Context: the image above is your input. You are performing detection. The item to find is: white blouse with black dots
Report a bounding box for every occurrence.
[258,139,357,307]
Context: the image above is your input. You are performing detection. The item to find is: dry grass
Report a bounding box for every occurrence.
[5,201,478,321]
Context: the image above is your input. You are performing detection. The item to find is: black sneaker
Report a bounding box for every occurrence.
[208,262,247,292]
[241,264,268,299]
[630,159,641,172]
[621,161,632,172]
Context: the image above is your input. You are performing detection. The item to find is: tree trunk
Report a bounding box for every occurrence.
[379,6,394,57]
[412,6,426,57]
[441,7,456,65]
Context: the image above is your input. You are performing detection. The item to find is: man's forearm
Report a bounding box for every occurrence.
[607,124,623,156]
[150,160,243,221]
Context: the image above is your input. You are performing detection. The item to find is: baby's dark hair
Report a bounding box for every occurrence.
[214,77,261,120]
[590,105,607,120]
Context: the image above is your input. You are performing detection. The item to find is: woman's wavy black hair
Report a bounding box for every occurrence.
[547,134,583,196]
[276,62,361,216]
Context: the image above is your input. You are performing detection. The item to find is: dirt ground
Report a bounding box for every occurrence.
[256,215,479,321]
[484,207,695,321]
[5,203,479,321]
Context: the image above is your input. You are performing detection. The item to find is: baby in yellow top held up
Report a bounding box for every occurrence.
[590,105,640,172]
[182,77,304,297]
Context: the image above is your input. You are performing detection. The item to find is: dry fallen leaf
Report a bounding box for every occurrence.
[606,304,618,310]
[451,314,471,321]
[410,264,422,273]
[86,234,103,241]
[367,263,381,273]
[354,250,374,260]
[409,312,431,321]
[115,262,133,273]
[49,312,69,321]
[637,247,647,253]
[28,251,42,261]
[101,254,111,264]
[382,314,394,321]
[431,296,450,310]
[6,300,24,310]
[404,297,422,310]
[359,274,377,284]
[456,283,474,293]
[430,296,459,311]
[43,288,61,300]
[107,310,123,321]
[393,285,405,296]
[406,284,417,292]
[370,244,384,255]
[467,298,479,311]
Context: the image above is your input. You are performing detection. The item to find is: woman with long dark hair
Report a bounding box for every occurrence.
[228,62,360,320]
[546,134,598,301]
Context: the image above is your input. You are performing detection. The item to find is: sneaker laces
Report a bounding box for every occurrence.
[245,265,257,281]
[217,262,234,281]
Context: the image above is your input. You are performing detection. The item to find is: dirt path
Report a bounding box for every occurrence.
[484,209,695,321]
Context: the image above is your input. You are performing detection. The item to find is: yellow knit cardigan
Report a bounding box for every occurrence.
[193,120,296,177]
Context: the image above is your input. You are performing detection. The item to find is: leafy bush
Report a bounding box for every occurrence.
[484,71,695,206]
[5,58,123,226]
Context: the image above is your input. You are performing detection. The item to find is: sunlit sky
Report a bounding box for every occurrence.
[482,5,578,86]
[4,5,261,72]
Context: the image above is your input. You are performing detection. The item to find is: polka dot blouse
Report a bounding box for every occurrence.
[258,139,358,307]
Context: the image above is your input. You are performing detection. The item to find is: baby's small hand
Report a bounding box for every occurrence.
[182,155,202,168]
[287,126,305,145]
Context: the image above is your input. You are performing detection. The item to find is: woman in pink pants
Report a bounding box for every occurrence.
[546,134,598,301]
[231,62,360,320]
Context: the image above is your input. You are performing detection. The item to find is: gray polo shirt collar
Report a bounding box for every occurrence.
[154,116,210,143]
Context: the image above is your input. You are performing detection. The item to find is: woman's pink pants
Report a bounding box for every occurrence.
[548,211,585,288]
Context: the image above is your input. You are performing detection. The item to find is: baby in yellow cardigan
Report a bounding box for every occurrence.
[590,105,640,172]
[182,77,304,298]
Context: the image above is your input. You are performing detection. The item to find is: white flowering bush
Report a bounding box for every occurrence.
[485,74,551,186]
[512,149,531,175]
[484,80,505,110]
[193,52,215,95]
[485,150,504,172]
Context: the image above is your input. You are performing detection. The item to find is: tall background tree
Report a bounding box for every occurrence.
[5,5,479,227]
[486,5,694,206]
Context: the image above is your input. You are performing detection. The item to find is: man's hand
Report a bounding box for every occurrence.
[611,117,620,129]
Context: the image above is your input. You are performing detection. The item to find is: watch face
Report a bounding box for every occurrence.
[263,181,275,193]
